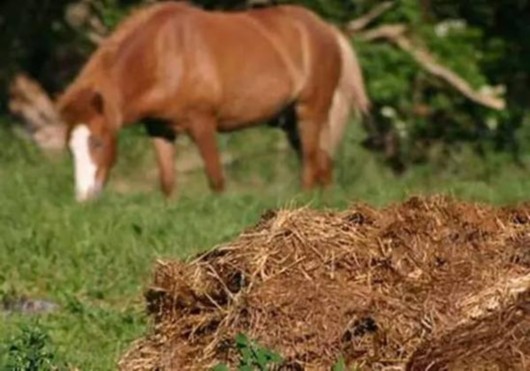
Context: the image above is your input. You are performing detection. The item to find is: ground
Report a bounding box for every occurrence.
[1,117,529,369]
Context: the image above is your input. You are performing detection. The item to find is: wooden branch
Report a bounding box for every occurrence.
[358,24,506,110]
[346,1,394,33]
[361,24,407,42]
[86,30,105,45]
[8,74,67,151]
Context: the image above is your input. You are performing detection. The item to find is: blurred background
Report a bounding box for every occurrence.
[2,0,530,172]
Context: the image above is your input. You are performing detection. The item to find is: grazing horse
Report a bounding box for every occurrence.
[57,1,369,202]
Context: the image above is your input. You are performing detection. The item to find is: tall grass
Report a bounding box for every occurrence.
[1,117,529,369]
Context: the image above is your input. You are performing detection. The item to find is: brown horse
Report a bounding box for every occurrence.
[57,1,369,202]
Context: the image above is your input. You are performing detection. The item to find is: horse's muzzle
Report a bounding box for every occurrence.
[75,182,103,202]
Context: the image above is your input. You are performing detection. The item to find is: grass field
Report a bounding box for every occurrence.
[1,117,530,370]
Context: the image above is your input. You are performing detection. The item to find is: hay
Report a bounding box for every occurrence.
[119,195,530,370]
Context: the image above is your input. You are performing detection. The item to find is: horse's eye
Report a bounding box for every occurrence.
[88,136,104,149]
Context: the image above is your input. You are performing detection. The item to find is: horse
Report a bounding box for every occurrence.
[56,1,369,202]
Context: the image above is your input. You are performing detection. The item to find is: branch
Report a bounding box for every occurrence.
[360,24,407,42]
[358,24,506,110]
[346,1,394,33]
[8,74,67,151]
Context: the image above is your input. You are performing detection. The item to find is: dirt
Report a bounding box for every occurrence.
[119,195,530,370]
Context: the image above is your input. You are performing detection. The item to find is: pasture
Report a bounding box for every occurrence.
[1,115,530,369]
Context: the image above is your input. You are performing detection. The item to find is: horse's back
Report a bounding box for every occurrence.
[168,6,310,126]
[189,5,341,125]
[245,5,341,77]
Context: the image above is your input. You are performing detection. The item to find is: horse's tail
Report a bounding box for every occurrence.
[320,27,370,157]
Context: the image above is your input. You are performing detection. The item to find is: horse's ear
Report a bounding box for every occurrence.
[68,86,104,115]
[57,87,90,123]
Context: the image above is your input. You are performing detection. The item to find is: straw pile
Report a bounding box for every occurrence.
[119,195,530,370]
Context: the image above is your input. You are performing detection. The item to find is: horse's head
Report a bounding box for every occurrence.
[59,87,118,202]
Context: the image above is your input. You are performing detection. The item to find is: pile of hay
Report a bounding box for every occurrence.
[119,196,530,370]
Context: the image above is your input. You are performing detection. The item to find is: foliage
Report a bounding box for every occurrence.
[213,333,283,370]
[233,333,282,370]
[332,356,347,371]
[331,356,362,371]
[211,335,359,370]
[1,322,63,371]
[345,1,508,166]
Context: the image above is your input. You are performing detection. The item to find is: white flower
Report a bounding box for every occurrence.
[434,19,467,38]
[486,117,498,131]
[381,106,397,118]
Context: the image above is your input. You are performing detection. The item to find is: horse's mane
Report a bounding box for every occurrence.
[57,1,194,114]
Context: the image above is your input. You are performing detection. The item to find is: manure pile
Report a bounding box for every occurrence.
[120,196,530,370]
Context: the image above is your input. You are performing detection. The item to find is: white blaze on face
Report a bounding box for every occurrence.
[69,125,98,202]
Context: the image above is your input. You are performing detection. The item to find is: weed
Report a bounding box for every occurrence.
[1,322,63,371]
[213,333,282,371]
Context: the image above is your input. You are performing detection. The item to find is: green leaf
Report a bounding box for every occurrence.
[212,364,230,371]
[239,348,253,366]
[268,351,283,363]
[235,333,249,349]
[332,356,346,371]
[254,348,269,368]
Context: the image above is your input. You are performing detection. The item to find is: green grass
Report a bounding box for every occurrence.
[1,118,530,369]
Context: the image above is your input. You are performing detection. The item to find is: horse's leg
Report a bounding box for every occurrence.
[317,122,333,187]
[153,137,176,197]
[268,104,302,158]
[145,120,177,197]
[295,102,328,190]
[186,114,225,192]
[281,105,302,159]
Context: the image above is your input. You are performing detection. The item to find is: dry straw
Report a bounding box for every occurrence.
[119,195,530,370]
